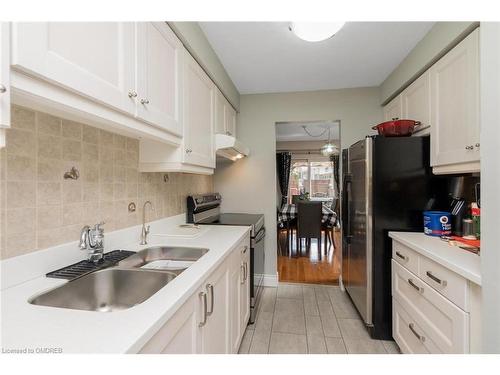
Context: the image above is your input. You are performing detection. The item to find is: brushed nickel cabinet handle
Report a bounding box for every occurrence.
[0,84,6,94]
[244,262,248,281]
[140,98,150,105]
[240,264,245,284]
[395,251,407,261]
[408,279,423,293]
[199,291,208,327]
[128,89,137,98]
[465,145,474,150]
[409,323,425,342]
[206,283,214,316]
[426,271,447,286]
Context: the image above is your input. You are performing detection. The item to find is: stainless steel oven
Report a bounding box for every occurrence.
[187,194,265,323]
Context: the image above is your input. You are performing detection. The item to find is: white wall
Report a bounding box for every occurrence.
[479,22,500,353]
[214,87,382,277]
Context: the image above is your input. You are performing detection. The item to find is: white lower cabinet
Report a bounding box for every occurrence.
[391,240,480,354]
[139,234,250,354]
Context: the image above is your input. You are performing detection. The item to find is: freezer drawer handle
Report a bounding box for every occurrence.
[408,278,423,293]
[395,251,407,261]
[409,323,426,342]
[426,271,447,287]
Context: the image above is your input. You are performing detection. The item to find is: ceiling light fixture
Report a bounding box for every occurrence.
[320,128,339,157]
[290,22,345,42]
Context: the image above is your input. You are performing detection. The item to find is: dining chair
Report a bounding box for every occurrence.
[296,201,323,258]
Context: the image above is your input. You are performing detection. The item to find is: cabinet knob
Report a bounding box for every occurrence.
[140,98,150,105]
[465,145,474,150]
[475,143,480,148]
[226,131,232,136]
[185,149,192,154]
[128,89,137,98]
[0,84,6,93]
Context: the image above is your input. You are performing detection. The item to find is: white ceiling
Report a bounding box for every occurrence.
[199,22,434,94]
[276,121,340,142]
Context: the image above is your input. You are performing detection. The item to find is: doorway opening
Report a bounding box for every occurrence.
[275,120,342,285]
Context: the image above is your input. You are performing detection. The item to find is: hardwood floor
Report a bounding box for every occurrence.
[277,230,341,285]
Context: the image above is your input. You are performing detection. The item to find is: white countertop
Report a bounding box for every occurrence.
[1,223,250,353]
[388,232,481,285]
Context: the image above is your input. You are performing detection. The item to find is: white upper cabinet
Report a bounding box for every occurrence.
[430,29,480,172]
[182,50,215,168]
[135,22,183,136]
[215,88,237,137]
[403,70,431,135]
[383,95,403,121]
[11,22,136,116]
[1,22,10,147]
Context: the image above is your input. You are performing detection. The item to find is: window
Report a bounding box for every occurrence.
[288,159,335,203]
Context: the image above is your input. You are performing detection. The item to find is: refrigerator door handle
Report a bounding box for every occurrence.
[342,173,352,244]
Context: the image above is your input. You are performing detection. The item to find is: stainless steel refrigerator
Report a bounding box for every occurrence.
[341,135,446,339]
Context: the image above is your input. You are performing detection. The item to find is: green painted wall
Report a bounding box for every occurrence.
[380,22,479,105]
[168,22,240,111]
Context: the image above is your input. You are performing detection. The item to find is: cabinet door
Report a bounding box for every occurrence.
[403,71,431,136]
[1,22,10,133]
[229,258,242,353]
[201,262,230,354]
[225,103,237,137]
[215,89,226,134]
[136,22,183,136]
[240,244,251,333]
[139,291,202,354]
[182,50,215,168]
[11,22,136,115]
[430,29,480,167]
[383,95,403,121]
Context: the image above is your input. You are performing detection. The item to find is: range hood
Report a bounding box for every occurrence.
[215,134,250,161]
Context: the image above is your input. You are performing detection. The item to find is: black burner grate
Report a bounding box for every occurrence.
[46,250,136,280]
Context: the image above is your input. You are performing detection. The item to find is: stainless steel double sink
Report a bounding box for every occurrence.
[29,246,209,312]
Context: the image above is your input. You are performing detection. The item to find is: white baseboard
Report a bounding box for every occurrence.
[260,272,278,287]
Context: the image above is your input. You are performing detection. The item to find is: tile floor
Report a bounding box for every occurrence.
[238,283,401,354]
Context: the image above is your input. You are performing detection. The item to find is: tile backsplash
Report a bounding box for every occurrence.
[0,105,213,260]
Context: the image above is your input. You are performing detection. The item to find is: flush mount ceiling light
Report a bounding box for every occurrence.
[290,22,345,42]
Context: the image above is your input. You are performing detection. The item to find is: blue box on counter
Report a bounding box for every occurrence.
[423,211,452,236]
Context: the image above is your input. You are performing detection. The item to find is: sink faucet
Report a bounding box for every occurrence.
[79,222,105,263]
[140,201,155,245]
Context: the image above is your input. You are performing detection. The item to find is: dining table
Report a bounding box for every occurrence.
[278,203,337,227]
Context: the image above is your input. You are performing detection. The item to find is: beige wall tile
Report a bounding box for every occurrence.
[62,180,82,204]
[38,134,62,159]
[37,205,63,230]
[82,144,98,163]
[7,181,36,208]
[62,120,82,140]
[62,203,84,226]
[37,112,61,136]
[38,182,62,206]
[1,105,213,259]
[11,106,36,131]
[6,208,36,235]
[62,139,82,161]
[6,128,36,157]
[7,154,36,181]
[83,125,99,144]
[38,159,62,182]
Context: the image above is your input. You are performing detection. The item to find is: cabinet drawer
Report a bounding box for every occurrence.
[392,261,469,353]
[419,256,469,311]
[392,240,419,275]
[393,299,440,354]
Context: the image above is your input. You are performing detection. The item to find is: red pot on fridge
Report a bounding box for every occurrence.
[371,119,421,137]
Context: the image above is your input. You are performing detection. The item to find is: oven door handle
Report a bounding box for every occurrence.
[254,227,266,244]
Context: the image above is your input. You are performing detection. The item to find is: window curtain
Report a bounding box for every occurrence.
[330,154,340,213]
[276,152,292,207]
